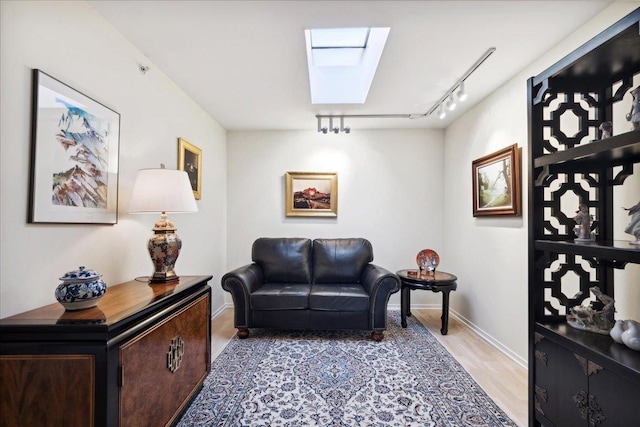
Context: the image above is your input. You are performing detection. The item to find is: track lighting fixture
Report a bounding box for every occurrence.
[316,116,350,134]
[329,117,339,134]
[438,104,446,120]
[447,95,457,111]
[456,81,468,102]
[317,116,328,133]
[340,117,351,134]
[313,47,495,131]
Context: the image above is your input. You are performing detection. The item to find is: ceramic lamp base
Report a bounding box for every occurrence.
[147,215,182,284]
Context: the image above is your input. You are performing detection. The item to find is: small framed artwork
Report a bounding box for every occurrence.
[29,69,120,224]
[285,171,338,217]
[472,144,521,217]
[178,137,202,200]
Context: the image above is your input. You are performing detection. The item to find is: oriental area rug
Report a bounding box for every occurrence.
[178,312,516,426]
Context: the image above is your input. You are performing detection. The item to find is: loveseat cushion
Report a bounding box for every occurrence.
[312,238,374,284]
[252,238,312,283]
[309,284,369,311]
[251,283,311,310]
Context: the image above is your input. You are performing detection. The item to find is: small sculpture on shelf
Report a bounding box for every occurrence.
[567,286,615,335]
[573,204,595,242]
[610,320,640,351]
[623,200,640,245]
[598,121,612,139]
[626,86,640,131]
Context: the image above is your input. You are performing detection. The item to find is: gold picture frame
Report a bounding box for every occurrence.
[472,143,521,217]
[285,171,338,217]
[178,137,202,200]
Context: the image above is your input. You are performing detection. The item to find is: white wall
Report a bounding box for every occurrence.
[2,0,636,367]
[443,2,640,365]
[0,1,228,318]
[226,129,445,309]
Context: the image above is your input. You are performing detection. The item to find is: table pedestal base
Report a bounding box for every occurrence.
[397,270,457,336]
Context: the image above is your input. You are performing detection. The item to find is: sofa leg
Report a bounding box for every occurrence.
[237,328,250,339]
[371,331,384,341]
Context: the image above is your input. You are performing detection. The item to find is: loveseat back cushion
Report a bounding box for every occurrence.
[252,238,312,283]
[312,238,373,284]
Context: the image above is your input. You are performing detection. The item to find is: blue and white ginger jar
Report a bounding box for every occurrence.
[55,266,107,311]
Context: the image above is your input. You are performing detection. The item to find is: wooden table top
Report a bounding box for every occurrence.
[0,275,212,327]
[396,269,457,284]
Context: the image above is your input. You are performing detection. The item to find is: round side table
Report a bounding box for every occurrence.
[396,269,457,335]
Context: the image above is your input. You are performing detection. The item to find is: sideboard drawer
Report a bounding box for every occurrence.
[119,293,210,427]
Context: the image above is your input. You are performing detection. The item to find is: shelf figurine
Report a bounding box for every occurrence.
[598,121,612,139]
[626,86,640,131]
[567,286,615,334]
[573,204,595,242]
[623,200,640,245]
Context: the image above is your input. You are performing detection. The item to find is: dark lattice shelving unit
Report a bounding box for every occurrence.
[527,8,640,427]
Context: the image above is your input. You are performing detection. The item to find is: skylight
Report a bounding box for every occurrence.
[310,28,370,49]
[305,27,390,104]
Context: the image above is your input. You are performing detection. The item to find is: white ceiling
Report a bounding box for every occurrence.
[87,0,615,131]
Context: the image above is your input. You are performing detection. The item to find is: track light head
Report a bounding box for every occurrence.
[447,95,456,111]
[339,117,350,134]
[438,104,446,120]
[457,81,467,102]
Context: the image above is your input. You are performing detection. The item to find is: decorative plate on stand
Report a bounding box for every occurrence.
[416,249,440,272]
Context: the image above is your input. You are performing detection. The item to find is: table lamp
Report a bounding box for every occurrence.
[129,165,198,283]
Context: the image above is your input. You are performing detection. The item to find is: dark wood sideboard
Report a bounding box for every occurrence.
[0,275,212,427]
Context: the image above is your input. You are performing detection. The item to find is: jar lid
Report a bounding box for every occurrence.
[59,266,101,282]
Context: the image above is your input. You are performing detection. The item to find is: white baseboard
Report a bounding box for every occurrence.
[211,302,233,319]
[388,305,527,369]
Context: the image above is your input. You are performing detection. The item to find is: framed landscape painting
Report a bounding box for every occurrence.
[285,171,337,217]
[472,144,521,217]
[178,137,202,200]
[29,69,120,224]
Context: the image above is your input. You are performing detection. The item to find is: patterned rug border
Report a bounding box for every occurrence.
[179,311,516,426]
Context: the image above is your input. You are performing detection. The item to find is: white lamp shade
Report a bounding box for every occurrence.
[129,168,198,213]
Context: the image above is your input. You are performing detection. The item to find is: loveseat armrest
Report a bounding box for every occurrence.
[221,263,264,328]
[360,264,400,331]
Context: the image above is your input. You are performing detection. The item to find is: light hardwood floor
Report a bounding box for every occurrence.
[210,308,528,427]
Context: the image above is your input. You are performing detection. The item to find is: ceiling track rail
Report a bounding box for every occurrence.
[315,47,496,133]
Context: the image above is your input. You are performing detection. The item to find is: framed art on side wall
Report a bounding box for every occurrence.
[29,69,120,224]
[285,172,338,217]
[472,144,521,217]
[178,137,202,200]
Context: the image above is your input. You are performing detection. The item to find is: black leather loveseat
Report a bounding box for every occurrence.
[221,238,400,340]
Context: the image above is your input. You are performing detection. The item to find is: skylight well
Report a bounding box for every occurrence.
[305,27,390,104]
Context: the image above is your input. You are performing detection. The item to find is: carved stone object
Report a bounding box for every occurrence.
[626,85,640,131]
[623,200,640,245]
[567,287,615,334]
[573,204,595,242]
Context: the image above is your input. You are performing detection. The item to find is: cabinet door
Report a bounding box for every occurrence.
[0,354,94,427]
[589,365,640,426]
[119,294,210,427]
[535,336,587,426]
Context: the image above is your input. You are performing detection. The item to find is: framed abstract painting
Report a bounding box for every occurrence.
[285,171,337,217]
[29,69,120,224]
[472,144,521,217]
